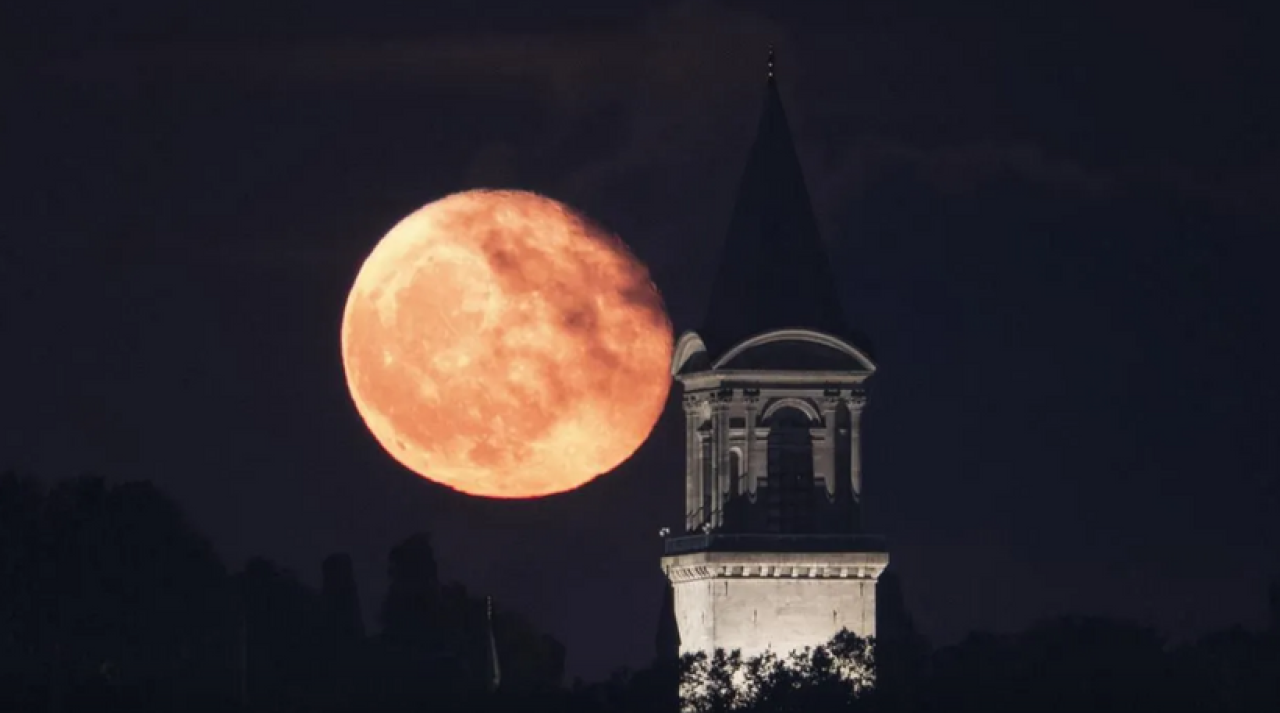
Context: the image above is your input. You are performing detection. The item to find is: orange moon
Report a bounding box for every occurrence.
[341,190,673,498]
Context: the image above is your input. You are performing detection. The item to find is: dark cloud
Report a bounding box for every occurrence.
[29,1,1275,231]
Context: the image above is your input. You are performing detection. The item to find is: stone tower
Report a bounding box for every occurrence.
[660,52,888,661]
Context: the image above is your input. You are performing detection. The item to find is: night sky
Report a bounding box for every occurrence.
[3,0,1278,682]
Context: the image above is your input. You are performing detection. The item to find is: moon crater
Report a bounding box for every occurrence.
[341,189,673,498]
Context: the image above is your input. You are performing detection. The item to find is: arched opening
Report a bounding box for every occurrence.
[765,407,815,534]
[729,449,743,495]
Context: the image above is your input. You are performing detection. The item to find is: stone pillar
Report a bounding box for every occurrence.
[711,389,732,529]
[683,394,702,532]
[845,389,868,501]
[743,390,760,498]
[749,425,768,500]
[820,391,841,499]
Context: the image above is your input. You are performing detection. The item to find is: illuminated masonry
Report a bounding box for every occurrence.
[659,56,888,664]
[661,331,887,661]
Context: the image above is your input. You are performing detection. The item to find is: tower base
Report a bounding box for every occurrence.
[661,534,888,660]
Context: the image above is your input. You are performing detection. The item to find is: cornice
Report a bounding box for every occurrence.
[679,370,871,390]
[660,550,888,584]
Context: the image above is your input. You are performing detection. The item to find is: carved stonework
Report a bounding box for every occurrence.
[683,393,713,421]
[821,388,843,412]
[845,388,867,410]
[682,393,702,413]
[709,387,735,411]
[664,562,886,584]
[761,396,821,423]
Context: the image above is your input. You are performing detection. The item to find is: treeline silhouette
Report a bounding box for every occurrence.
[2,472,1278,712]
[0,473,564,713]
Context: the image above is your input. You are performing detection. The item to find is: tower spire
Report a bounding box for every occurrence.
[697,54,872,358]
[660,55,887,689]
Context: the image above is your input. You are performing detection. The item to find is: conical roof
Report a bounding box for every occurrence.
[699,54,872,358]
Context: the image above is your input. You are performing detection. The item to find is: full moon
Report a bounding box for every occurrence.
[341,190,673,498]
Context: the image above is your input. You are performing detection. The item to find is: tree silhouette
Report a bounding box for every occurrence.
[1270,576,1279,634]
[914,616,1176,713]
[318,553,365,711]
[873,571,928,711]
[1169,625,1280,713]
[0,474,234,712]
[491,602,566,693]
[6,472,1280,713]
[321,553,364,643]
[678,630,875,713]
[379,533,440,647]
[0,472,49,711]
[370,533,566,711]
[237,557,328,712]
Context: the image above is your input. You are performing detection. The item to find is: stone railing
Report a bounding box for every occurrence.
[663,532,887,556]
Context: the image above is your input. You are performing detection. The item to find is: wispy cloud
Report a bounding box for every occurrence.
[31,0,1275,252]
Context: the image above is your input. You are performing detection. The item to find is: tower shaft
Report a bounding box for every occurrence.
[660,51,888,667]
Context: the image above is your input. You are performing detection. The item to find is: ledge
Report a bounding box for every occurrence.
[661,549,889,583]
[679,370,871,390]
[662,532,887,556]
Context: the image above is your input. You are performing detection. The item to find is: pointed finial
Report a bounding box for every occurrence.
[767,45,775,79]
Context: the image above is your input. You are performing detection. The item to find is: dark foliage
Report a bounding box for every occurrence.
[0,474,564,713]
[2,472,1278,713]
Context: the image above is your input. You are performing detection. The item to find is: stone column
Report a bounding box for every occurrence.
[749,424,769,500]
[742,389,760,498]
[711,388,732,529]
[683,394,702,532]
[845,388,868,502]
[820,390,841,499]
